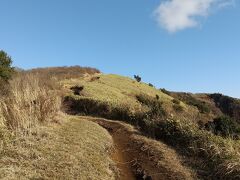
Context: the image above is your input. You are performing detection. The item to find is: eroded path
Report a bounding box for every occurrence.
[83,116,196,180]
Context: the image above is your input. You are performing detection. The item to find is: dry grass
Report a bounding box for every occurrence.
[62,74,197,117]
[30,66,100,80]
[131,132,196,180]
[158,118,240,179]
[62,73,240,179]
[1,69,238,179]
[0,71,117,179]
[0,115,116,180]
[0,73,61,133]
[86,116,196,180]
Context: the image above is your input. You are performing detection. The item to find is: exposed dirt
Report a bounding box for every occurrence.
[111,137,136,180]
[83,116,196,180]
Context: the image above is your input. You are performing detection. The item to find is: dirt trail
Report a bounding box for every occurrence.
[111,137,136,180]
[83,116,196,180]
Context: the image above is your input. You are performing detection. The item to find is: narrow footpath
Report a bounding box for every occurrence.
[84,116,196,180]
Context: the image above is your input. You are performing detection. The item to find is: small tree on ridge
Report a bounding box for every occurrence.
[134,75,141,82]
[0,50,14,82]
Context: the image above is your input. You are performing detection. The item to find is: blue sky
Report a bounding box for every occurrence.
[0,0,240,97]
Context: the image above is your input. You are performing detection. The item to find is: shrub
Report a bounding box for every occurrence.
[64,93,167,138]
[148,83,154,87]
[172,99,183,112]
[209,93,240,123]
[205,116,240,139]
[160,88,171,96]
[156,118,240,179]
[0,50,15,82]
[136,94,166,119]
[173,104,184,112]
[0,79,10,96]
[64,96,110,117]
[194,101,210,114]
[70,85,84,95]
[172,98,180,105]
[90,76,100,82]
[173,93,210,114]
[134,75,141,82]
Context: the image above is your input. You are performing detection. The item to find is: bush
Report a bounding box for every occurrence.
[172,98,180,105]
[134,75,141,82]
[90,76,100,82]
[0,50,14,82]
[64,96,110,117]
[209,93,240,123]
[148,83,154,87]
[70,85,84,95]
[173,104,184,112]
[173,93,210,114]
[186,97,207,113]
[205,116,240,139]
[64,93,167,138]
[160,88,171,96]
[156,118,240,179]
[136,94,166,119]
[194,102,210,114]
[0,79,10,96]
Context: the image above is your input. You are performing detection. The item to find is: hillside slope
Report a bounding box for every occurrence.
[1,68,240,179]
[62,74,199,120]
[0,114,196,180]
[88,116,196,180]
[62,73,240,179]
[0,116,116,180]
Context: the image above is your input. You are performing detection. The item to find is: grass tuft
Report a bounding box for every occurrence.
[0,73,61,134]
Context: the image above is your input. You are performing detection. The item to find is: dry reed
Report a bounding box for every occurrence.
[0,73,61,134]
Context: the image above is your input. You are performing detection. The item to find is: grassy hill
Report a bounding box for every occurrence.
[62,72,240,179]
[62,74,200,121]
[1,67,240,179]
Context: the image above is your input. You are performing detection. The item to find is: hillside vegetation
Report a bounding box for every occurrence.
[0,116,116,179]
[63,74,200,120]
[0,54,116,179]
[1,51,240,180]
[63,73,240,179]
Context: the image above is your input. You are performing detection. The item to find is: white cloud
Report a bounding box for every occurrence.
[154,0,234,33]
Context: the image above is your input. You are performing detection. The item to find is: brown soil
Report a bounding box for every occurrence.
[111,138,136,180]
[83,116,196,180]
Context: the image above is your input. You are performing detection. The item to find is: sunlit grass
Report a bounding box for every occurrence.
[62,74,185,113]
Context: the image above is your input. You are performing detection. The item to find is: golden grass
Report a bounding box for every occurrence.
[62,74,192,115]
[30,66,100,80]
[131,131,196,179]
[0,71,117,179]
[0,73,61,133]
[158,118,240,179]
[62,73,240,178]
[0,115,116,180]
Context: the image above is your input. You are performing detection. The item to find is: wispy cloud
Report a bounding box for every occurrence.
[154,0,234,33]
